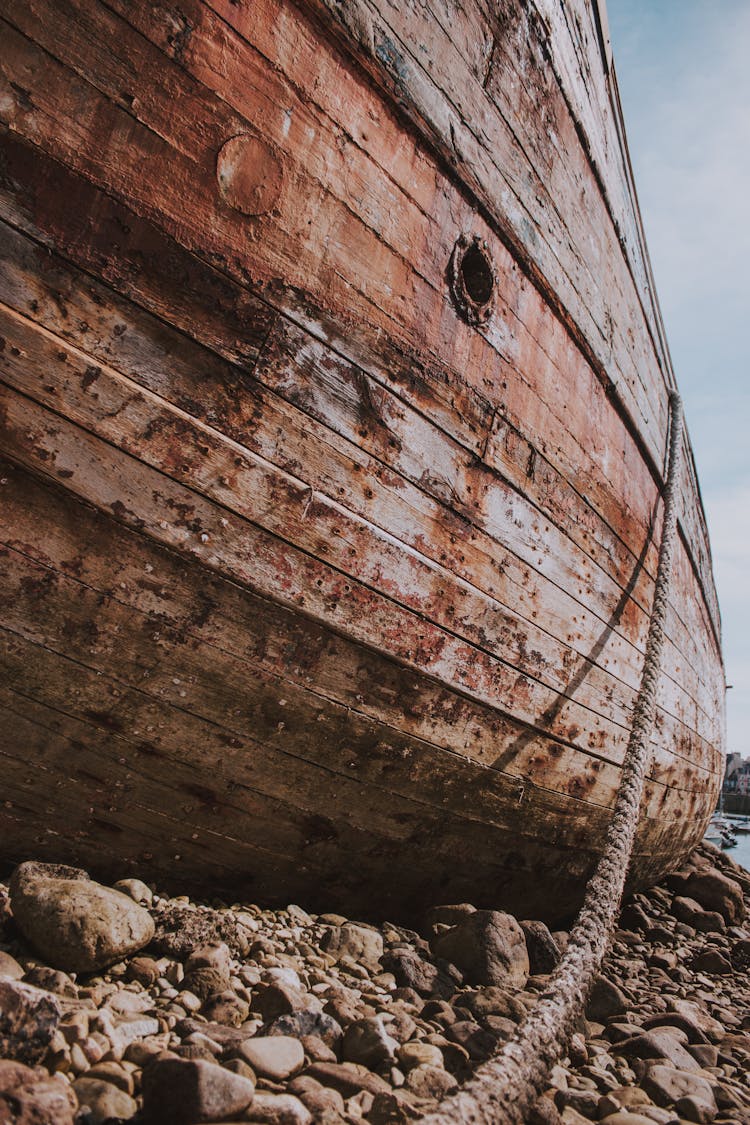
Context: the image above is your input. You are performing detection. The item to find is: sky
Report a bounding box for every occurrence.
[607,0,750,756]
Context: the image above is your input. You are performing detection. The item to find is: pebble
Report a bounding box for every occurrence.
[520,919,562,974]
[238,1035,305,1080]
[397,1041,445,1071]
[0,843,747,1122]
[321,923,384,972]
[141,1055,256,1122]
[73,1075,138,1123]
[342,1017,399,1069]
[0,950,24,980]
[431,909,529,988]
[640,1064,717,1109]
[113,878,154,907]
[683,869,745,924]
[9,862,154,972]
[184,940,232,998]
[0,980,61,1065]
[0,1059,77,1125]
[246,1091,313,1123]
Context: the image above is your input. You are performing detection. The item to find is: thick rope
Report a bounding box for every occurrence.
[420,392,684,1125]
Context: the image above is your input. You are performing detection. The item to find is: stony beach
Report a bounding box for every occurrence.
[1,843,749,1125]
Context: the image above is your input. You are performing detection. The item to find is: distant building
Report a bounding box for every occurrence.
[724,753,750,793]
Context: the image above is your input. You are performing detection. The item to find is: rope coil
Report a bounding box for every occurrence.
[420,391,684,1124]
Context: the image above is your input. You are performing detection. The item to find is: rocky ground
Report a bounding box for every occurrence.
[1,843,750,1125]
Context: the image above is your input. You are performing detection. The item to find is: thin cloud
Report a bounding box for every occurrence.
[609,0,750,751]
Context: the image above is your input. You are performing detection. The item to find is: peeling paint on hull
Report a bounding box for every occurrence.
[0,0,724,923]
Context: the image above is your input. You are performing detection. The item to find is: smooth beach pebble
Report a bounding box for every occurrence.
[0,842,748,1123]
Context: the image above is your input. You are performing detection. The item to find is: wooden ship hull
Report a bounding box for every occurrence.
[0,0,724,923]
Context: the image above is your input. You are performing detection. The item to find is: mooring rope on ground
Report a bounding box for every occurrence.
[419,391,684,1125]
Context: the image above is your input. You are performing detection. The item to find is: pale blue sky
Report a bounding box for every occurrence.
[608,0,750,756]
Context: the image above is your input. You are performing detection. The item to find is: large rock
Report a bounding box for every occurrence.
[404,1064,457,1100]
[266,1010,343,1048]
[671,897,726,933]
[445,1019,501,1062]
[24,967,76,997]
[0,1060,77,1125]
[255,981,321,1022]
[674,1094,718,1123]
[586,975,628,1022]
[459,986,528,1023]
[245,1092,312,1123]
[642,1012,709,1045]
[0,951,24,980]
[9,862,154,973]
[612,1029,701,1072]
[554,1088,600,1117]
[113,877,153,906]
[141,1056,256,1123]
[201,989,249,1027]
[381,950,457,999]
[184,942,232,999]
[730,937,750,970]
[127,956,161,987]
[321,923,383,971]
[72,1076,138,1124]
[289,1077,345,1118]
[690,949,733,975]
[304,1062,392,1098]
[430,910,529,988]
[237,1036,304,1081]
[151,902,249,959]
[0,980,61,1065]
[641,1064,717,1111]
[342,1017,399,1069]
[666,999,725,1043]
[683,870,745,925]
[596,1088,654,1116]
[397,1042,445,1072]
[520,920,561,974]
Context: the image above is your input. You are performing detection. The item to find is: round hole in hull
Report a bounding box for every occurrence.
[448,234,496,326]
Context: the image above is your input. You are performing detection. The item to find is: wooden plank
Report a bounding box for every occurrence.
[3,689,535,915]
[0,0,717,641]
[0,0,723,918]
[0,457,722,798]
[388,0,666,436]
[0,631,716,867]
[0,304,721,769]
[292,0,666,446]
[0,386,647,777]
[0,532,716,854]
[0,184,722,740]
[0,216,722,740]
[265,0,718,635]
[529,0,657,343]
[108,0,725,649]
[0,120,719,693]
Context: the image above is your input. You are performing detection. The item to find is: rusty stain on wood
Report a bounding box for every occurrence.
[0,0,724,922]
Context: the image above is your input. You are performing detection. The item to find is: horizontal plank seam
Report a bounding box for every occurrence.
[290,0,720,638]
[0,523,717,780]
[0,220,717,708]
[0,320,716,744]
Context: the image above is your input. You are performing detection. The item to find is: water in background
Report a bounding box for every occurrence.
[722,819,750,871]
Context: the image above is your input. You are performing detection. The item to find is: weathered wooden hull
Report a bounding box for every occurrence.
[0,0,724,922]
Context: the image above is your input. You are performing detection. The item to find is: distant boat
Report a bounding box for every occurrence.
[706,815,737,849]
[0,0,725,922]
